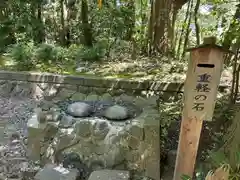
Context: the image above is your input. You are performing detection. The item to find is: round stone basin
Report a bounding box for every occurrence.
[57,100,142,121]
[27,99,160,178]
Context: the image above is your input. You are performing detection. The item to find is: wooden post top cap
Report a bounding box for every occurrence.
[203,36,216,45]
[186,36,234,54]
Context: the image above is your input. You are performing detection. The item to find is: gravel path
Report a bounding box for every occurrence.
[0,96,37,179]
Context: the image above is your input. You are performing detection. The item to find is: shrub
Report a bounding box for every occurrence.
[77,42,106,61]
[6,42,36,71]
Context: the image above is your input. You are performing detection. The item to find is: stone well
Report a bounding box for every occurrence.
[0,71,231,179]
[0,71,168,179]
[27,97,160,179]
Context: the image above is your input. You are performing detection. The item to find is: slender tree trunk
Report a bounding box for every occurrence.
[125,0,135,41]
[171,8,178,56]
[60,0,66,45]
[181,0,194,59]
[176,0,191,59]
[194,0,200,45]
[37,1,45,43]
[147,0,155,55]
[81,0,93,47]
[31,1,44,44]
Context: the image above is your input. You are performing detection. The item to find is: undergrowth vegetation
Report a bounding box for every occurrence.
[0,0,240,178]
[3,41,107,72]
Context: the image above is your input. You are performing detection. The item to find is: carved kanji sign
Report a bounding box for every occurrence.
[183,46,225,121]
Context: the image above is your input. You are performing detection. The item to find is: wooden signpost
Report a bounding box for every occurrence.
[173,37,232,180]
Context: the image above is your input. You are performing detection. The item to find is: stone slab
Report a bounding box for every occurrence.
[88,170,130,180]
[0,71,230,92]
[34,164,78,180]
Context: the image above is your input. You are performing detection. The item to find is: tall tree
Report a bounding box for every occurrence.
[81,0,93,47]
[148,0,190,56]
[31,0,45,44]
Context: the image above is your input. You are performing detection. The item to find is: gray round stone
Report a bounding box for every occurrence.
[59,115,76,128]
[67,102,92,117]
[104,105,128,120]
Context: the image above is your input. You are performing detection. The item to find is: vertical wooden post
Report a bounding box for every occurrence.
[173,37,231,180]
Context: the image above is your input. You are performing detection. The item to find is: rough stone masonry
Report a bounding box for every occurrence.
[0,71,230,179]
[0,71,165,180]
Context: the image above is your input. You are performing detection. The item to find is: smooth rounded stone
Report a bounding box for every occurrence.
[67,102,92,117]
[74,120,92,137]
[59,115,76,128]
[71,93,86,101]
[100,93,112,101]
[92,121,110,140]
[85,94,99,101]
[92,87,106,95]
[104,105,128,120]
[115,94,134,103]
[57,89,76,99]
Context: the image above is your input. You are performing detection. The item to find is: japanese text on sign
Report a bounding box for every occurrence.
[192,73,211,111]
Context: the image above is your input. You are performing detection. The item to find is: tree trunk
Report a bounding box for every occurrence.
[124,0,135,41]
[60,0,66,45]
[37,1,45,43]
[148,0,190,56]
[181,0,194,59]
[194,0,200,45]
[31,1,45,44]
[81,0,93,47]
[146,0,155,55]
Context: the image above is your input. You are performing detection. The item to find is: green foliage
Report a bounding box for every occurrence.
[181,175,191,180]
[6,42,36,71]
[77,42,106,61]
[35,44,56,63]
[158,94,182,151]
[4,41,108,71]
[207,151,240,179]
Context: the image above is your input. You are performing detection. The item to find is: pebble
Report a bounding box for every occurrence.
[0,97,36,178]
